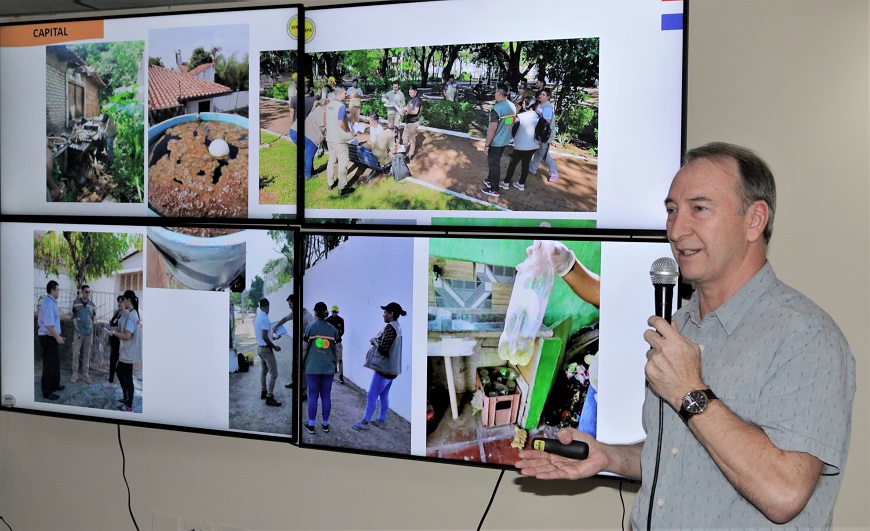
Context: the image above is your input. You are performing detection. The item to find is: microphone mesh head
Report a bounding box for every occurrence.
[650,257,679,285]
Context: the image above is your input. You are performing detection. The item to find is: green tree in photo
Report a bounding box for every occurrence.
[344,49,380,79]
[69,41,145,102]
[215,52,249,91]
[260,50,296,81]
[187,47,213,71]
[263,230,294,290]
[34,231,142,289]
[249,275,265,305]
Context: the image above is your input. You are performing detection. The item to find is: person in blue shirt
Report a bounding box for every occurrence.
[37,280,65,400]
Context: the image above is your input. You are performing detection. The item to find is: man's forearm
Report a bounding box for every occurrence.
[688,400,822,524]
[602,441,644,481]
[46,325,61,342]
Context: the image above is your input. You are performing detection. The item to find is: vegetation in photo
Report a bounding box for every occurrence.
[303,37,599,214]
[46,42,145,203]
[308,38,599,150]
[34,231,144,288]
[149,45,249,93]
[259,50,299,205]
[303,173,495,211]
[259,132,297,204]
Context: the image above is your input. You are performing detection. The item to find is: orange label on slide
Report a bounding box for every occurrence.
[0,20,103,47]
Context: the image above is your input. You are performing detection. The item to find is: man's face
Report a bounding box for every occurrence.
[336,90,346,100]
[262,303,270,315]
[535,80,545,90]
[494,90,504,102]
[665,157,757,291]
[50,286,59,298]
[383,310,392,323]
[392,83,399,92]
[81,287,90,302]
[409,88,417,97]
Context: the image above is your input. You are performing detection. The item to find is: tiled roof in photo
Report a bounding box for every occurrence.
[148,64,231,110]
[187,62,214,77]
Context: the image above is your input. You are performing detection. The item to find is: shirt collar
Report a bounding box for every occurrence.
[683,261,777,334]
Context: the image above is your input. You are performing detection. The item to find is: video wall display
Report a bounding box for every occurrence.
[303,0,684,229]
[300,231,672,466]
[0,0,685,470]
[0,221,298,440]
[0,6,300,219]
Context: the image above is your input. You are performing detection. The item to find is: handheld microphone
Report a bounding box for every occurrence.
[650,257,679,323]
[646,257,679,530]
[532,438,589,460]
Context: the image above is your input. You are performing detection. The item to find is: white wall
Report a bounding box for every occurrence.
[212,90,250,113]
[302,236,415,421]
[0,1,867,530]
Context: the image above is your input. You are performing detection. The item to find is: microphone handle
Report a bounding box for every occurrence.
[653,283,675,324]
[532,438,589,460]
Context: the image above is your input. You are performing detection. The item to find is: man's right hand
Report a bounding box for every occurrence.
[56,337,65,345]
[272,345,281,352]
[516,428,609,480]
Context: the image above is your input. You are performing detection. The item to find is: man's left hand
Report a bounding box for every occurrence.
[643,316,705,410]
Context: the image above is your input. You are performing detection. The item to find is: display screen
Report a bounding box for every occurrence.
[303,0,684,230]
[300,230,672,466]
[0,0,685,470]
[0,221,298,440]
[0,5,300,220]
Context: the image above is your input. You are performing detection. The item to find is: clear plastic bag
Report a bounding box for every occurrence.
[498,241,555,365]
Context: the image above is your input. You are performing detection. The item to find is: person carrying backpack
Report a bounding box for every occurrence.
[502,96,540,191]
[529,87,559,182]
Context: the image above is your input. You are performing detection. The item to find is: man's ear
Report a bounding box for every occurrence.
[747,200,770,243]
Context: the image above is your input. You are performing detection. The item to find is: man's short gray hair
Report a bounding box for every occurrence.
[684,142,777,244]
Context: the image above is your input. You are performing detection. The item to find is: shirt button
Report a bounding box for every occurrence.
[657,499,665,507]
[672,447,679,455]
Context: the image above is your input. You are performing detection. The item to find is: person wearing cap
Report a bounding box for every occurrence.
[325,305,345,384]
[401,85,423,161]
[352,302,406,430]
[302,302,339,434]
[346,78,364,127]
[323,85,356,196]
[381,81,406,138]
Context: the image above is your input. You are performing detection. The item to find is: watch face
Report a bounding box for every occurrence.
[683,390,709,414]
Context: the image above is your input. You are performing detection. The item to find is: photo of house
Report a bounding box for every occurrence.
[146,24,251,218]
[45,42,146,204]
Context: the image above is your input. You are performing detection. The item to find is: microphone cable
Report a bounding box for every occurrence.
[646,398,664,531]
[476,469,504,531]
[117,424,141,531]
